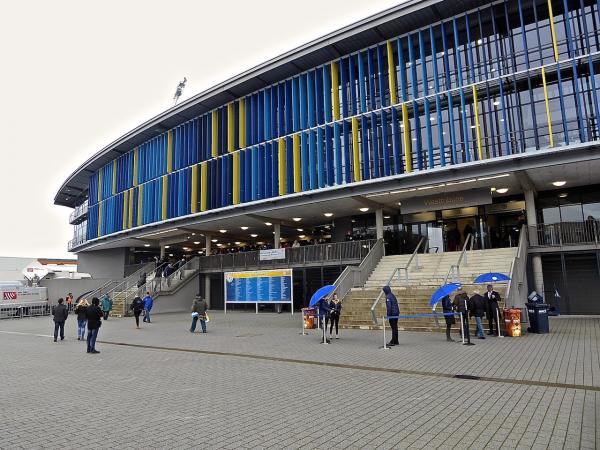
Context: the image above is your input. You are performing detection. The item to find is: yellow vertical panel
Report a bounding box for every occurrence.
[227,103,234,153]
[239,98,246,149]
[472,86,484,161]
[191,164,198,213]
[98,171,103,203]
[161,176,168,221]
[133,147,138,187]
[232,153,240,204]
[293,134,301,193]
[278,138,286,196]
[331,62,340,121]
[200,162,208,211]
[401,103,412,173]
[137,185,143,226]
[112,160,117,195]
[122,192,128,230]
[387,41,398,105]
[547,0,559,62]
[167,130,173,173]
[541,67,554,147]
[211,110,218,157]
[351,117,362,182]
[128,189,133,229]
[98,201,103,237]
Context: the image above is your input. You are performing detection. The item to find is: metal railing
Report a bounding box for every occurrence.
[68,235,87,251]
[506,225,529,307]
[69,200,89,224]
[0,302,50,319]
[528,221,600,248]
[196,239,376,271]
[370,236,427,324]
[328,239,385,305]
[104,261,156,301]
[152,258,200,294]
[443,233,473,285]
[85,279,121,302]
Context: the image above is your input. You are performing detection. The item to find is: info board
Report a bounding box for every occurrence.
[224,269,293,314]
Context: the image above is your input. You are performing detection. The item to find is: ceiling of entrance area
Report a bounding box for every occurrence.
[526,158,600,192]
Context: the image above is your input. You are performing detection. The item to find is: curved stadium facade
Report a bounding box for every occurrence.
[57,0,600,313]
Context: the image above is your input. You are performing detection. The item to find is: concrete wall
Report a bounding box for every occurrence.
[153,273,200,314]
[40,278,110,305]
[77,248,127,279]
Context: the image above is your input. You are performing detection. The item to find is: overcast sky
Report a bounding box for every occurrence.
[0,0,401,259]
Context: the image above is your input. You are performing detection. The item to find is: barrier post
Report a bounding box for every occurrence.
[382,316,389,350]
[459,312,465,344]
[496,308,503,338]
[321,313,329,345]
[301,310,306,336]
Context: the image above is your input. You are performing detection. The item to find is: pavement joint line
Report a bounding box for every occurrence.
[4,330,600,393]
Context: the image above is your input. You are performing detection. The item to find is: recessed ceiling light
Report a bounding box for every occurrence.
[324,213,333,217]
[219,229,227,233]
[235,241,241,245]
[211,239,218,243]
[265,222,272,226]
[191,233,196,236]
[297,228,303,232]
[198,251,203,254]
[293,218,302,222]
[491,187,497,192]
[250,234,258,238]
[164,245,170,249]
[169,253,174,257]
[182,247,190,251]
[558,193,568,198]
[496,188,509,194]
[299,235,306,239]
[144,244,150,247]
[241,226,248,230]
[552,181,566,187]
[384,215,391,219]
[193,241,200,245]
[397,202,402,206]
[359,207,369,212]
[216,243,223,247]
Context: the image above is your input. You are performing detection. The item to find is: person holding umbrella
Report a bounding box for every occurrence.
[453,288,472,344]
[382,285,399,347]
[317,295,331,343]
[440,295,455,342]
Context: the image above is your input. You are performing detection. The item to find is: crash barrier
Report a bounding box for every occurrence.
[382,312,466,348]
[0,302,50,319]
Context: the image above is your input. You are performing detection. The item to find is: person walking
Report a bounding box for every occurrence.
[137,272,146,289]
[328,293,342,340]
[441,295,455,342]
[85,298,103,354]
[101,294,113,320]
[74,299,89,341]
[453,288,471,343]
[190,294,208,333]
[130,295,144,328]
[66,293,74,313]
[382,285,399,347]
[469,290,486,339]
[52,298,69,342]
[142,291,153,323]
[485,284,501,336]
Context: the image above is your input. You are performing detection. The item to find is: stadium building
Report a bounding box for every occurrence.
[56,0,600,315]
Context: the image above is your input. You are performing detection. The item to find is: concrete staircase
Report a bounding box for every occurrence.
[340,247,516,332]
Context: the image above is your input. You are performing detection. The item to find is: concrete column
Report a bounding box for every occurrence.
[273,223,281,249]
[524,189,544,296]
[375,209,384,240]
[159,244,166,258]
[204,235,212,308]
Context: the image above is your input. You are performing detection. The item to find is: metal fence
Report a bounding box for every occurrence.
[0,302,50,319]
[528,221,600,248]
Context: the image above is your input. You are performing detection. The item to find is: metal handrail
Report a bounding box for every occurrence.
[369,236,426,324]
[104,261,156,300]
[443,233,473,285]
[156,257,200,293]
[506,224,528,307]
[85,279,119,301]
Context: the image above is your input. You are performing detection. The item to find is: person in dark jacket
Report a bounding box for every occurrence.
[190,294,208,333]
[328,293,342,340]
[453,288,471,342]
[130,295,144,328]
[382,285,400,347]
[485,284,501,336]
[52,298,69,342]
[441,295,455,342]
[137,272,146,289]
[317,295,331,335]
[85,298,103,354]
[74,299,89,341]
[469,291,486,339]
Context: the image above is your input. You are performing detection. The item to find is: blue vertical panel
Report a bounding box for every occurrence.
[315,68,324,125]
[390,107,402,174]
[308,130,317,189]
[419,30,434,169]
[452,18,470,163]
[464,12,476,84]
[333,122,342,184]
[245,149,252,202]
[349,56,358,116]
[307,71,316,128]
[271,142,278,197]
[377,44,387,107]
[264,88,271,141]
[396,38,408,102]
[250,147,257,201]
[408,33,424,170]
[258,145,265,200]
[299,74,307,130]
[325,125,334,186]
[257,92,264,144]
[360,115,370,180]
[271,86,277,140]
[340,58,349,118]
[286,136,294,194]
[221,156,227,207]
[285,80,293,135]
[367,48,377,111]
[292,77,300,132]
[211,159,218,210]
[371,112,380,178]
[323,65,332,123]
[476,9,495,158]
[300,132,309,191]
[226,155,232,206]
[263,143,271,199]
[316,127,325,188]
[343,121,351,183]
[357,52,367,113]
[278,83,285,137]
[430,25,446,166]
[489,6,511,155]
[381,109,390,176]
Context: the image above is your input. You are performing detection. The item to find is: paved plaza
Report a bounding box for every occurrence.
[0,312,598,449]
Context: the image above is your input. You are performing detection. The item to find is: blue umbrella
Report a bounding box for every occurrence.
[474,272,511,284]
[429,283,462,307]
[309,285,336,307]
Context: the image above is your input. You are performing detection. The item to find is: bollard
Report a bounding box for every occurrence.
[496,308,504,338]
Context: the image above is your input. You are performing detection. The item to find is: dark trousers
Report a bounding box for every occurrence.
[487,304,499,334]
[87,327,99,352]
[103,311,109,320]
[190,316,207,333]
[53,321,65,340]
[388,318,399,344]
[461,314,471,341]
[134,311,141,327]
[446,324,452,340]
[329,314,339,335]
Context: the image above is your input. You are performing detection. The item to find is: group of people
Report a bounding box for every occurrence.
[129,292,154,328]
[316,293,343,341]
[53,296,103,353]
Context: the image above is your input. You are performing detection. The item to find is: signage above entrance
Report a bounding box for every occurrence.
[400,189,492,214]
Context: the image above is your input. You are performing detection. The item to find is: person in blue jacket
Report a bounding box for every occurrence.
[317,295,331,334]
[441,295,456,342]
[382,285,399,347]
[142,291,153,323]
